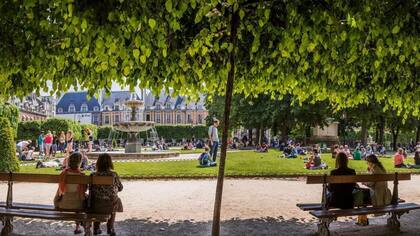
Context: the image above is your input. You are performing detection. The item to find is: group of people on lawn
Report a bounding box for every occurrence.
[54,152,123,235]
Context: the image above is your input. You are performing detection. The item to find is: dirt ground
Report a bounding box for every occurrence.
[1,176,420,236]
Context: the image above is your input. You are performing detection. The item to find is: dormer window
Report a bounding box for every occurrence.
[81,104,88,112]
[156,104,161,109]
[114,104,120,111]
[104,105,110,111]
[93,106,99,111]
[58,108,63,113]
[68,104,75,113]
[166,104,171,109]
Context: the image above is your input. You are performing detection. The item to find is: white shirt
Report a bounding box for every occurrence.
[17,141,29,148]
[208,125,219,142]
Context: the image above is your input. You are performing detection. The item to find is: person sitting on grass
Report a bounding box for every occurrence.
[352,148,362,160]
[305,149,327,170]
[53,152,86,234]
[198,146,217,167]
[394,148,408,168]
[408,151,420,169]
[283,144,298,158]
[256,143,268,153]
[327,152,356,209]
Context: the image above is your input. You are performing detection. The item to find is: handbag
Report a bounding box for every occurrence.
[353,187,371,207]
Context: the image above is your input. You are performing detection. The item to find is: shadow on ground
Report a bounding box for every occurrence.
[8,213,420,236]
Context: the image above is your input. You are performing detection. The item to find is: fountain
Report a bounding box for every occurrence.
[87,92,179,160]
[113,98,154,153]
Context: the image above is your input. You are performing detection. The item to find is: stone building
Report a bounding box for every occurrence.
[9,93,56,121]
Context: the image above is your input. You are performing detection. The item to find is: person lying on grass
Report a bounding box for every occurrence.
[198,146,216,167]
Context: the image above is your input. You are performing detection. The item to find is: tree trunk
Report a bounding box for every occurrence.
[416,123,420,143]
[211,9,239,236]
[255,128,260,146]
[378,116,385,145]
[360,118,369,146]
[248,128,252,146]
[391,128,400,151]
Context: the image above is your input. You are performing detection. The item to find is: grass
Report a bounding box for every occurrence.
[19,150,420,178]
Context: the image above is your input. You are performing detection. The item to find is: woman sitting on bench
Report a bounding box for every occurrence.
[327,152,356,209]
[357,154,392,225]
[90,153,123,236]
[54,152,87,234]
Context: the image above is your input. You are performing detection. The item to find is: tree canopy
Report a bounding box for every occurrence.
[1,0,419,117]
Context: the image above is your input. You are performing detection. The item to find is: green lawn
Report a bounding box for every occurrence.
[19,150,420,178]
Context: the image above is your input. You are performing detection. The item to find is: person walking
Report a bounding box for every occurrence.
[208,119,220,162]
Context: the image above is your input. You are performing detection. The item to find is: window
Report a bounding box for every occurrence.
[114,115,120,123]
[155,112,161,123]
[104,115,110,124]
[93,115,99,124]
[81,104,88,112]
[93,106,99,111]
[198,114,202,124]
[156,104,161,109]
[114,104,120,111]
[57,108,63,113]
[68,104,75,113]
[165,113,171,123]
[146,114,151,121]
[187,114,192,123]
[176,113,182,124]
[104,105,110,111]
[166,103,171,109]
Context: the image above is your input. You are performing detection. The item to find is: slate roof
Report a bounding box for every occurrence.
[56,92,100,114]
[102,91,139,110]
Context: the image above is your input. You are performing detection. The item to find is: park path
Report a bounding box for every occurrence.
[1,176,420,235]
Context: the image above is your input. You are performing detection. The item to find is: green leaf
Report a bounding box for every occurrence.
[133,49,140,59]
[140,55,147,64]
[148,19,156,29]
[123,66,130,76]
[239,10,245,20]
[392,25,400,34]
[81,19,87,31]
[165,0,172,13]
[307,43,316,52]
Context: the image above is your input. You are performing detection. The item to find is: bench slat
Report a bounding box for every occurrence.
[0,173,113,185]
[297,199,406,211]
[0,208,110,222]
[307,173,411,184]
[310,203,420,218]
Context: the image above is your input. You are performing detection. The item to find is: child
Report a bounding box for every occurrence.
[198,146,216,167]
[305,149,327,170]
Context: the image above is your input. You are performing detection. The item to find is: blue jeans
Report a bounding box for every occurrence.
[210,141,219,162]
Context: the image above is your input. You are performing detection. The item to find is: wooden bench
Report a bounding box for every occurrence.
[297,173,420,236]
[0,172,114,236]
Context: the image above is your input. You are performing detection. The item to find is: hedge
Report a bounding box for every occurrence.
[97,125,207,141]
[0,118,19,172]
[154,125,207,140]
[17,120,42,142]
[0,103,19,135]
[41,118,82,140]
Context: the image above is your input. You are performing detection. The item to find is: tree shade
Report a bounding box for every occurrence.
[1,1,419,235]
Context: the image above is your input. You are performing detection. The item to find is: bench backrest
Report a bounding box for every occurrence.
[0,173,114,185]
[307,173,410,184]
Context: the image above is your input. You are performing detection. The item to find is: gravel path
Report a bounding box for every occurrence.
[2,176,420,235]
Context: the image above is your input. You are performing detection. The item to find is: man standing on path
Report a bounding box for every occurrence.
[208,119,220,162]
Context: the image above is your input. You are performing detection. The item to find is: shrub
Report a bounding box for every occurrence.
[97,126,113,139]
[17,120,42,142]
[0,103,19,136]
[154,125,207,141]
[41,118,82,141]
[0,118,19,172]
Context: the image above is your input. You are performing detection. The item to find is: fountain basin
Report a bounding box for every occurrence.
[113,121,155,133]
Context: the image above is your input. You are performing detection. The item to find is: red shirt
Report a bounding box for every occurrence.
[394,153,404,166]
[44,134,53,144]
